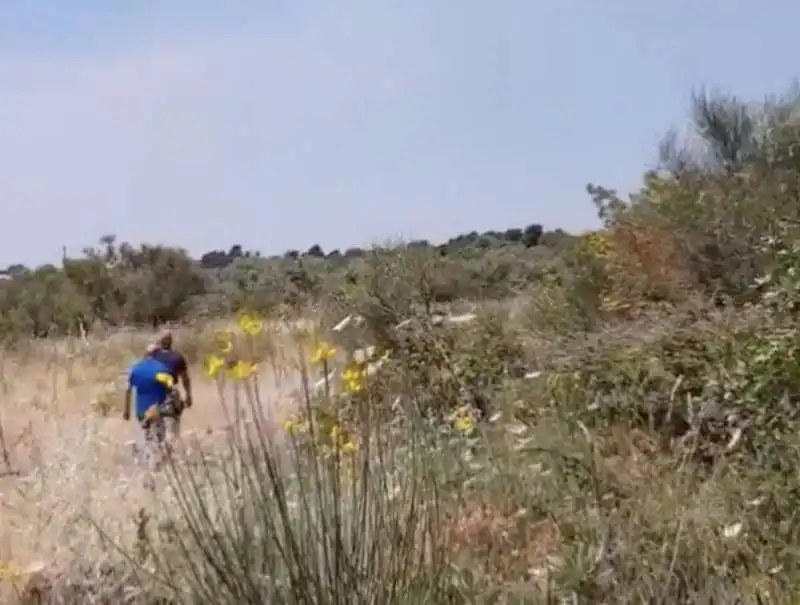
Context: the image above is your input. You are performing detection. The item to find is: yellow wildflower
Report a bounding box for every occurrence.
[204,354,226,378]
[341,360,366,394]
[343,377,363,394]
[227,360,257,380]
[237,313,264,336]
[282,416,309,435]
[324,423,357,454]
[451,405,476,433]
[454,416,475,433]
[311,341,337,364]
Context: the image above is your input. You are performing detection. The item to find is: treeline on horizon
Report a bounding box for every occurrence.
[0,222,560,277]
[0,221,572,339]
[197,222,555,268]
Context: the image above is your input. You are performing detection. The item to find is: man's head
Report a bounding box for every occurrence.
[158,331,174,351]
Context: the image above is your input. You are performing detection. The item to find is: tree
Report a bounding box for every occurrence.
[522,224,543,247]
[306,244,325,258]
[344,248,365,258]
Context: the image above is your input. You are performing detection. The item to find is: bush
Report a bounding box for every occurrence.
[16,84,800,603]
[0,227,568,343]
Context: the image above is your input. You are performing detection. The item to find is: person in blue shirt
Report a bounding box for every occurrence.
[123,345,177,443]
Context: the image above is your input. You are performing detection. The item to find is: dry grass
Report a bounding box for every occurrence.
[0,324,306,602]
[0,294,798,603]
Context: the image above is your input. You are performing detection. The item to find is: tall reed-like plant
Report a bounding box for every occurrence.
[139,329,454,605]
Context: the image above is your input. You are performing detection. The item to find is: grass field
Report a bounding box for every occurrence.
[0,322,307,603]
[0,297,797,604]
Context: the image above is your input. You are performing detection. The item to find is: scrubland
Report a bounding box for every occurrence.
[2,90,800,603]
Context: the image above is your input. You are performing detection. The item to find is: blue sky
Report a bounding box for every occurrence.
[0,1,797,266]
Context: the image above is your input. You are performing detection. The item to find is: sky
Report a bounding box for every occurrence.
[0,1,798,266]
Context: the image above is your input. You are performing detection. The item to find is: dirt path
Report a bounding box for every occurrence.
[0,361,304,576]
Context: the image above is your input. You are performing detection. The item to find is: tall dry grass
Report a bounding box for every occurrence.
[0,315,470,603]
[2,282,800,603]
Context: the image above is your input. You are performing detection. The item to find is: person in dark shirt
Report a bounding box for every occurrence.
[150,331,193,432]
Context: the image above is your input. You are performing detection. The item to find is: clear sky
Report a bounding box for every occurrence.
[0,1,796,266]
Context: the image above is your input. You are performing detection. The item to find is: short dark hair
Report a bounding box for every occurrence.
[158,331,174,350]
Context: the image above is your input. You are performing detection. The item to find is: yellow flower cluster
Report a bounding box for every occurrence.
[238,313,263,336]
[282,414,357,455]
[341,360,366,394]
[580,230,615,260]
[205,355,258,380]
[203,313,263,381]
[328,423,357,455]
[309,339,375,395]
[311,341,337,364]
[449,405,476,434]
[579,230,635,315]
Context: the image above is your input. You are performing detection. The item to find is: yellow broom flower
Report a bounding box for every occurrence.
[204,354,226,378]
[454,416,475,433]
[237,313,264,336]
[451,405,476,433]
[311,341,336,364]
[341,364,365,394]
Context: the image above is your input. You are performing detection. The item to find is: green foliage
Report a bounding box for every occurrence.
[124,84,800,603]
[0,236,207,340]
[0,225,567,341]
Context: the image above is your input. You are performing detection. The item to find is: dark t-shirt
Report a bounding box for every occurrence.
[150,349,188,382]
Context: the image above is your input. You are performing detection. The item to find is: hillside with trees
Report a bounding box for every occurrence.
[0,221,569,340]
[5,84,799,348]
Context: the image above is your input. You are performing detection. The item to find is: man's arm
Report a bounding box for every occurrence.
[178,353,193,407]
[123,386,132,420]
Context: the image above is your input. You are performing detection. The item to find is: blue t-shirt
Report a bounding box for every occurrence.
[128,357,171,418]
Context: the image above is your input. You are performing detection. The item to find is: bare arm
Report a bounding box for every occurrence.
[178,354,193,406]
[182,371,192,401]
[123,386,132,420]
